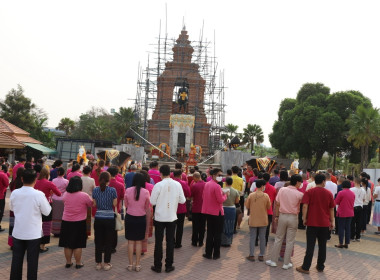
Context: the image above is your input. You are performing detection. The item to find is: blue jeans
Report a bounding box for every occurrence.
[338,217,352,245]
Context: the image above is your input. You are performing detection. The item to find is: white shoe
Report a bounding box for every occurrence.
[265,260,277,267]
[282,263,293,270]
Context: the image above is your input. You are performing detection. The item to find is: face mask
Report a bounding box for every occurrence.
[216,176,223,182]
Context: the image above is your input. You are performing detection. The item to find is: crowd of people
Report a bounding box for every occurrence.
[0,156,380,279]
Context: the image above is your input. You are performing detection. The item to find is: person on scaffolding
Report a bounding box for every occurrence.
[177,84,189,113]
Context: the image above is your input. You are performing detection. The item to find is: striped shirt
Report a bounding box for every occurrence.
[92,186,117,219]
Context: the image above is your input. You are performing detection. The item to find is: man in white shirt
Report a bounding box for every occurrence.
[10,169,52,280]
[350,178,366,241]
[324,173,337,197]
[150,165,186,273]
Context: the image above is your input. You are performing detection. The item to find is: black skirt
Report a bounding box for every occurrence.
[124,213,146,241]
[59,220,87,249]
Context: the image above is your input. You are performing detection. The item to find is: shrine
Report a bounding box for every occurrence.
[147,28,210,156]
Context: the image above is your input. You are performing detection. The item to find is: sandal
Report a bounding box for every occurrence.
[65,263,73,268]
[96,263,102,270]
[104,263,112,271]
[75,263,84,269]
[135,265,142,272]
[127,265,133,272]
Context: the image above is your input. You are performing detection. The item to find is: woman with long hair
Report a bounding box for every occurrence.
[124,172,150,272]
[8,167,24,248]
[92,171,117,271]
[34,167,61,252]
[59,176,93,268]
[91,160,105,186]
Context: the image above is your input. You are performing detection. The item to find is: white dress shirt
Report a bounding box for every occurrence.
[350,186,366,207]
[150,178,186,222]
[325,181,337,197]
[10,186,52,240]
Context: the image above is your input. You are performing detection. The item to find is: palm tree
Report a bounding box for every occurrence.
[225,123,239,138]
[347,105,380,170]
[56,117,75,136]
[243,124,264,154]
[113,107,136,144]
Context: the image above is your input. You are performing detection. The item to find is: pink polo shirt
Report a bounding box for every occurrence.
[173,178,191,214]
[335,188,355,218]
[124,187,150,216]
[62,191,93,221]
[201,180,227,216]
[148,169,161,184]
[276,185,304,215]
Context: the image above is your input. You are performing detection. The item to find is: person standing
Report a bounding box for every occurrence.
[10,169,51,280]
[334,180,355,249]
[172,169,191,248]
[190,172,206,247]
[361,177,371,235]
[350,178,365,242]
[51,167,69,236]
[124,164,137,189]
[34,167,62,253]
[124,173,150,272]
[373,178,380,234]
[12,158,25,180]
[263,172,277,246]
[245,180,271,262]
[221,177,239,246]
[0,165,9,232]
[81,166,96,233]
[148,161,161,184]
[150,165,186,273]
[92,172,117,271]
[59,176,93,269]
[201,168,227,260]
[296,174,335,274]
[231,166,244,230]
[266,175,304,269]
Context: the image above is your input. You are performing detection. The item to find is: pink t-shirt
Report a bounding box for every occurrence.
[335,189,355,217]
[201,180,227,216]
[67,171,82,181]
[52,177,69,200]
[276,185,304,215]
[62,192,93,221]
[145,182,154,194]
[124,187,150,216]
[173,178,191,214]
[148,169,161,184]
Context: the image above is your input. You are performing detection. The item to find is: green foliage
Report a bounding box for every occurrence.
[0,85,54,148]
[242,124,264,153]
[57,117,75,136]
[269,83,373,170]
[224,123,239,138]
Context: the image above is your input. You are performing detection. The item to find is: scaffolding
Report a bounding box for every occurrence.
[132,21,226,154]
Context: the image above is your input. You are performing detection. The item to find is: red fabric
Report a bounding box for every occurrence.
[190,180,205,213]
[170,172,187,181]
[331,174,337,184]
[90,169,104,186]
[0,172,8,199]
[109,178,125,213]
[335,189,355,218]
[12,163,24,180]
[244,170,254,183]
[264,182,276,215]
[173,178,191,214]
[34,178,61,203]
[302,187,335,227]
[298,180,308,193]
[201,180,227,216]
[115,174,125,185]
[187,175,194,186]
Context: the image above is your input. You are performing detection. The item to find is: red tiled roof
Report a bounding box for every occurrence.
[0,118,30,135]
[0,132,25,149]
[13,135,42,145]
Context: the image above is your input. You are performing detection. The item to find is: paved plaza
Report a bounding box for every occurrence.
[0,196,379,280]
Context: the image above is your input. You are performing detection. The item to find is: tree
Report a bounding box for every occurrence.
[243,124,264,154]
[113,107,136,143]
[269,83,372,170]
[57,117,75,136]
[224,124,239,138]
[347,105,380,170]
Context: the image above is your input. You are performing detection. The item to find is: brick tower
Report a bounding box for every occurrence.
[148,28,210,155]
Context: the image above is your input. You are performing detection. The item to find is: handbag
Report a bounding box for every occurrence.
[115,212,124,231]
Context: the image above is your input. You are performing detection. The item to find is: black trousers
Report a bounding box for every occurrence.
[10,237,41,280]
[265,215,272,245]
[239,196,245,216]
[0,198,5,225]
[351,206,362,240]
[153,220,176,268]
[367,201,372,224]
[191,212,206,245]
[298,203,305,229]
[361,205,369,231]
[175,213,186,246]
[205,214,224,258]
[301,226,329,271]
[94,218,115,263]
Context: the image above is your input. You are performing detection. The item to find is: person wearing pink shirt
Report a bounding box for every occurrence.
[334,180,355,248]
[12,158,25,180]
[148,161,161,184]
[266,175,304,269]
[0,165,9,232]
[263,173,277,246]
[201,168,227,260]
[172,169,191,248]
[170,163,187,181]
[124,173,150,272]
[34,168,61,252]
[190,172,206,247]
[67,164,82,180]
[59,176,93,269]
[51,167,69,236]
